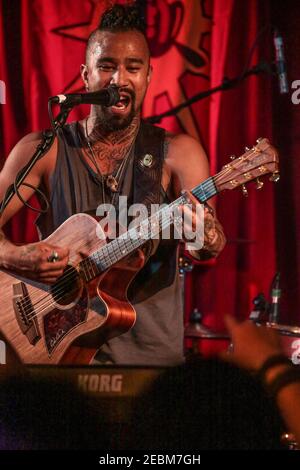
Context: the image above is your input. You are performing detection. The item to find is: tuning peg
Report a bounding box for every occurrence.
[256,178,264,190]
[242,184,248,197]
[230,155,236,160]
[269,172,280,183]
[244,146,250,152]
[256,137,263,143]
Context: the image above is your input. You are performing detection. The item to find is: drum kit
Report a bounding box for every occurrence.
[180,243,300,448]
[184,315,300,364]
[184,321,229,340]
[181,258,300,364]
[184,314,300,450]
[184,307,230,357]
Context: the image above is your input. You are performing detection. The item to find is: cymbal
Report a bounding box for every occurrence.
[184,323,230,340]
[265,322,300,337]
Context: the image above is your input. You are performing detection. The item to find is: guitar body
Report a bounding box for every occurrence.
[0,214,145,365]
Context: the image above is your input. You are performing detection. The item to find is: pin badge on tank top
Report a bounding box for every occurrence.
[140,153,154,168]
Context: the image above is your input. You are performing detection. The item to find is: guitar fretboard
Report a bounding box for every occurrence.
[79,176,217,282]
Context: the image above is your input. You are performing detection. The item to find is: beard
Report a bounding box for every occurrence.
[96,91,137,132]
[98,106,136,132]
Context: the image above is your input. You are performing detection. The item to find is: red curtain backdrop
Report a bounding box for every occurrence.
[142,0,276,336]
[205,0,276,332]
[2,0,297,345]
[271,0,300,325]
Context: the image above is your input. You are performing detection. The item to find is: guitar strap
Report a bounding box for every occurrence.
[130,121,166,259]
[133,121,165,212]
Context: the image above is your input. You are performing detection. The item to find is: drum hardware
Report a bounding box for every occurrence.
[281,432,300,450]
[265,322,300,337]
[269,272,281,324]
[249,272,281,325]
[257,322,300,365]
[185,307,230,358]
[249,292,269,323]
[184,315,230,340]
[178,246,194,316]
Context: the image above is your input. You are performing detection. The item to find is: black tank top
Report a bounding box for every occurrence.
[36,121,184,366]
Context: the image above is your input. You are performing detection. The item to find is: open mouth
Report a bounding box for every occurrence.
[112,95,131,110]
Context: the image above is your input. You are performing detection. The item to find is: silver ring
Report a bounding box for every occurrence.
[47,251,59,263]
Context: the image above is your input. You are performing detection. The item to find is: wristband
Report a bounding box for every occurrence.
[266,367,300,399]
[256,354,292,383]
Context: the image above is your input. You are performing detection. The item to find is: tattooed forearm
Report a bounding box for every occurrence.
[20,245,37,256]
[203,215,216,243]
[188,209,226,260]
[202,216,226,259]
[0,229,13,268]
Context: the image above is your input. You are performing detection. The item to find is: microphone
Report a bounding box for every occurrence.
[269,272,281,323]
[50,86,120,108]
[273,29,289,94]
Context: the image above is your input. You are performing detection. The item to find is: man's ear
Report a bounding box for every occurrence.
[80,64,89,90]
[147,64,153,84]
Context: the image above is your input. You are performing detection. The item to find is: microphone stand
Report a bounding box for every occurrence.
[0,105,71,216]
[178,243,194,316]
[146,62,272,124]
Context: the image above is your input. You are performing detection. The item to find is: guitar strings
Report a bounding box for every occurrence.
[21,153,256,319]
[23,194,190,320]
[24,193,185,307]
[21,148,261,320]
[24,196,186,319]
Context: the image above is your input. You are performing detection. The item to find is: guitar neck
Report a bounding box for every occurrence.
[190,176,217,203]
[79,176,217,281]
[78,137,279,281]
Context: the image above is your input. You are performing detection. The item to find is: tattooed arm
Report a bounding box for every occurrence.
[0,229,12,262]
[0,229,69,284]
[0,133,69,283]
[165,133,226,259]
[191,201,226,260]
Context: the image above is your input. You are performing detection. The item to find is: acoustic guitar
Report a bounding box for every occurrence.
[0,138,279,364]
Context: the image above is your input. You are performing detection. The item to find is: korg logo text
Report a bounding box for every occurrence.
[78,374,123,393]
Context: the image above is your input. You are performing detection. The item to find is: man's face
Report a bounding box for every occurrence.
[81,30,151,130]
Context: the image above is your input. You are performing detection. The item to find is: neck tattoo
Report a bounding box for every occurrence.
[82,117,138,204]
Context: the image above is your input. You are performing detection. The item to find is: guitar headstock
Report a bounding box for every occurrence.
[214,138,279,195]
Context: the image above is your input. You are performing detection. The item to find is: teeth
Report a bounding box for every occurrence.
[111,95,131,109]
[120,96,130,104]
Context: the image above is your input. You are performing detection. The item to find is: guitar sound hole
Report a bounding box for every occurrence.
[50,266,81,306]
